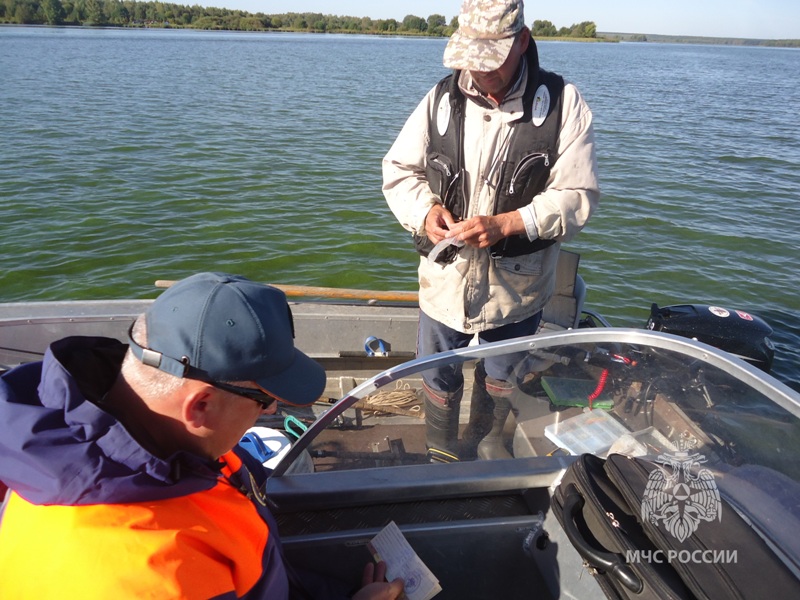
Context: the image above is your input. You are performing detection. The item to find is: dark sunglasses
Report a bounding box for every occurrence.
[211,381,278,410]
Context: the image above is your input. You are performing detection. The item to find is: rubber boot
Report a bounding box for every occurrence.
[423,382,462,463]
[476,376,514,460]
[460,364,494,460]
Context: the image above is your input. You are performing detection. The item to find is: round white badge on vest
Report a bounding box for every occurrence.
[531,84,550,127]
[437,93,451,137]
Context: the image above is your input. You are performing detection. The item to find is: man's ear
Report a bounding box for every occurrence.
[519,28,530,53]
[182,383,216,430]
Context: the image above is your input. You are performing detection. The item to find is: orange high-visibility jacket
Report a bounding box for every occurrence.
[0,337,346,599]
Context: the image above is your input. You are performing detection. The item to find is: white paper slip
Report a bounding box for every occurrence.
[427,235,464,264]
[367,521,442,600]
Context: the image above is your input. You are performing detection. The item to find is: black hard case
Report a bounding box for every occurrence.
[552,453,800,600]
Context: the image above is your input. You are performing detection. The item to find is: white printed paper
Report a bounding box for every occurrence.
[367,521,442,600]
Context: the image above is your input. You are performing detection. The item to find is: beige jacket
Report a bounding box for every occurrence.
[383,67,599,334]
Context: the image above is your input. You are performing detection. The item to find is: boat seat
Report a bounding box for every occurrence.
[540,249,586,331]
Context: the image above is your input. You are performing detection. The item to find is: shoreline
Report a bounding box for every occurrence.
[2,23,797,47]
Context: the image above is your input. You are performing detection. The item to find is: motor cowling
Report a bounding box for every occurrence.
[646,303,775,372]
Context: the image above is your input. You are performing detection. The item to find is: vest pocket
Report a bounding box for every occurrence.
[507,152,551,197]
[426,152,455,199]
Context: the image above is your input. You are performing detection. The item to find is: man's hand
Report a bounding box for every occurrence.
[447,211,526,249]
[424,204,458,245]
[352,561,404,600]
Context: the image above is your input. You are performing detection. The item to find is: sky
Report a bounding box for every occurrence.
[209,0,799,40]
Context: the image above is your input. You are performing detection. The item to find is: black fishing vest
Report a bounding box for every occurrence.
[415,40,565,264]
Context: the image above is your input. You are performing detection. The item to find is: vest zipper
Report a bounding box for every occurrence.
[508,152,550,195]
[430,156,452,178]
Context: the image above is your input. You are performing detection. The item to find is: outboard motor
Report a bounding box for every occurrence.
[646,304,774,373]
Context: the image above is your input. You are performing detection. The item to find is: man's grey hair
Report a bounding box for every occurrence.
[122,317,184,398]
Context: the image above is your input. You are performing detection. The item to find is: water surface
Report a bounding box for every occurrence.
[1,28,798,388]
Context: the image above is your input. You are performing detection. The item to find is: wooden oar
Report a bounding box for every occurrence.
[154,280,419,303]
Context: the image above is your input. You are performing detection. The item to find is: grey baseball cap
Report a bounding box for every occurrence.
[443,0,526,72]
[128,272,325,406]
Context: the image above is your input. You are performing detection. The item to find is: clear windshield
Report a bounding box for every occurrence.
[267,329,800,485]
[274,328,800,481]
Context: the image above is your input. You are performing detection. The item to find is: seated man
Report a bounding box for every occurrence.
[0,272,403,599]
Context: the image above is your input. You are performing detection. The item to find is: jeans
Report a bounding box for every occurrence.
[417,309,542,394]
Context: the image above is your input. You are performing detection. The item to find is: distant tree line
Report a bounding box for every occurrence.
[604,31,800,47]
[5,1,794,46]
[0,0,599,40]
[0,0,454,33]
[532,19,596,39]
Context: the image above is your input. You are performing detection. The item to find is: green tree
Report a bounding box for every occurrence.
[3,0,15,22]
[130,0,146,23]
[246,17,265,30]
[191,15,218,29]
[84,0,106,24]
[401,14,426,33]
[426,13,445,35]
[569,21,597,38]
[306,12,323,30]
[378,18,397,32]
[104,0,128,24]
[15,0,36,23]
[62,0,82,24]
[532,19,557,37]
[41,0,66,24]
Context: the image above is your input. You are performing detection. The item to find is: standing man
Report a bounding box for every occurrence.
[0,272,403,599]
[383,0,599,461]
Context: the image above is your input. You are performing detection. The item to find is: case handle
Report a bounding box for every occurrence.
[561,483,643,594]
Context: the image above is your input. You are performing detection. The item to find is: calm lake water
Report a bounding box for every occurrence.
[1,27,799,389]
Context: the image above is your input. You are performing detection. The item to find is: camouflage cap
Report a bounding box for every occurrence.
[443,0,525,72]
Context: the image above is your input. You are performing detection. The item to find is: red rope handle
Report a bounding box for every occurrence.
[588,369,609,410]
